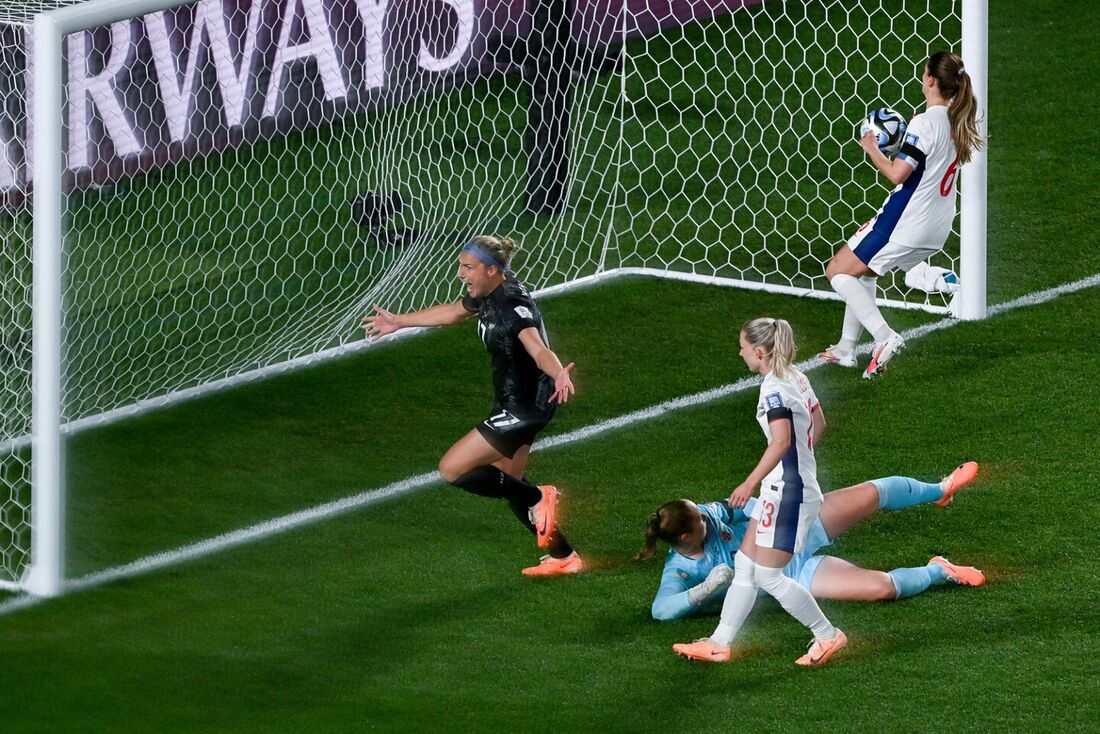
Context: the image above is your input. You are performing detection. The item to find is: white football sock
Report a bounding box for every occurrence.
[755,563,837,640]
[835,306,862,355]
[835,276,877,354]
[831,273,893,344]
[711,551,757,647]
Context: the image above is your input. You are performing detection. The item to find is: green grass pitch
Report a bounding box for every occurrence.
[1,1,1099,731]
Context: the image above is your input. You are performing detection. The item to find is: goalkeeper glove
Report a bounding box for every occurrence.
[687,563,733,606]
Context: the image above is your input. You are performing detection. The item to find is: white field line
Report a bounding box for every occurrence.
[2,272,1098,616]
[0,266,941,454]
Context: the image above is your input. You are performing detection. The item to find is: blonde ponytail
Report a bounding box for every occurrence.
[742,317,797,378]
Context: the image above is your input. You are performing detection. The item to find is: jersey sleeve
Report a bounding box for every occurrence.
[762,388,793,422]
[651,558,698,621]
[503,296,539,336]
[805,381,821,414]
[897,113,932,169]
[701,500,750,527]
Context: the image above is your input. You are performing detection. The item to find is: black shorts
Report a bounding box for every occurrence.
[475,402,555,459]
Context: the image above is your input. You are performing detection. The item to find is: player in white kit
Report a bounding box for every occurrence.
[673,318,848,666]
[821,51,984,379]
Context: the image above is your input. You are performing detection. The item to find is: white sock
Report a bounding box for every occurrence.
[711,551,758,647]
[835,276,877,354]
[860,274,879,296]
[831,273,893,344]
[835,306,862,355]
[755,563,837,640]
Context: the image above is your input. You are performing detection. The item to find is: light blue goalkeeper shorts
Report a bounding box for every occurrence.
[781,516,832,590]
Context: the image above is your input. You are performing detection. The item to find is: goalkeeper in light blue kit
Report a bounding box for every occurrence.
[636,466,984,622]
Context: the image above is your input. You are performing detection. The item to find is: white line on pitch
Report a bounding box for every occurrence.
[1,272,1098,616]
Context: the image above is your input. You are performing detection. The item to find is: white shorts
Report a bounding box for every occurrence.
[751,486,821,554]
[846,220,941,276]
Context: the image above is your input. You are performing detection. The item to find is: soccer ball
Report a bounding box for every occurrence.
[860,107,907,155]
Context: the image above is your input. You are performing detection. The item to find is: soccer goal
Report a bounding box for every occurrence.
[1,0,986,595]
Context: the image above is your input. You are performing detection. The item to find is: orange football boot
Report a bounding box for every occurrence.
[934,461,979,507]
[795,629,848,666]
[529,485,560,549]
[929,556,985,587]
[672,638,732,663]
[521,552,583,577]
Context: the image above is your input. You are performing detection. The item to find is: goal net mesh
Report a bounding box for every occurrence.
[0,0,959,585]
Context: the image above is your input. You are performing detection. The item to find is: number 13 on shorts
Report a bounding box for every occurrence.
[759,498,777,529]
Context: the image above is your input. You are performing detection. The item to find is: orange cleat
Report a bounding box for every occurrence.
[672,638,732,663]
[934,461,979,507]
[529,485,560,549]
[521,552,583,577]
[929,556,985,587]
[795,629,848,667]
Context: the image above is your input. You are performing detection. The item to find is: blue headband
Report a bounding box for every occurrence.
[462,242,510,272]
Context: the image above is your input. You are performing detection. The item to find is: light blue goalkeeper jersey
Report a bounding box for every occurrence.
[651,497,833,621]
[650,499,755,621]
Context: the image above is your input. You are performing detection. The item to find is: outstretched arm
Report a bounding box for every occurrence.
[651,564,733,621]
[362,301,472,338]
[860,131,914,185]
[517,327,575,404]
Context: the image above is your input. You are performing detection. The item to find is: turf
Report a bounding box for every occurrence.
[2,0,1099,731]
[2,278,1098,732]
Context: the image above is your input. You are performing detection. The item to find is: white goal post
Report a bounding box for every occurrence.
[4,0,986,596]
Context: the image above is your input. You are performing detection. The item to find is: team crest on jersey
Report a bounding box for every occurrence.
[675,570,690,579]
[905,132,919,146]
[720,530,732,542]
[765,392,784,409]
[477,320,495,345]
[513,306,533,319]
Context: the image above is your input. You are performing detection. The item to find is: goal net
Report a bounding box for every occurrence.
[1,0,973,591]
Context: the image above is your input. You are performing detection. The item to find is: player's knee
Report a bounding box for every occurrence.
[873,573,898,601]
[438,456,463,484]
[754,564,787,593]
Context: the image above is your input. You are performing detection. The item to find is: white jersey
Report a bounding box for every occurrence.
[755,369,822,503]
[870,105,959,250]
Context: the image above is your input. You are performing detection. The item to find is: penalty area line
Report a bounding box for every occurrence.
[1,272,1098,616]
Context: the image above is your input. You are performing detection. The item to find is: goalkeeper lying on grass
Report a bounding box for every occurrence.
[635,463,984,621]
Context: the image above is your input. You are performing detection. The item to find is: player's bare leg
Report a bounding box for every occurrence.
[817,482,881,540]
[825,243,874,280]
[810,557,897,601]
[438,429,507,483]
[439,432,578,572]
[492,444,530,479]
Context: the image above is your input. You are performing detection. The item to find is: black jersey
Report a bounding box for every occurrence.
[462,277,555,415]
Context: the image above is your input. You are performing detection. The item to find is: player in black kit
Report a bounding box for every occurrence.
[362,235,582,576]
